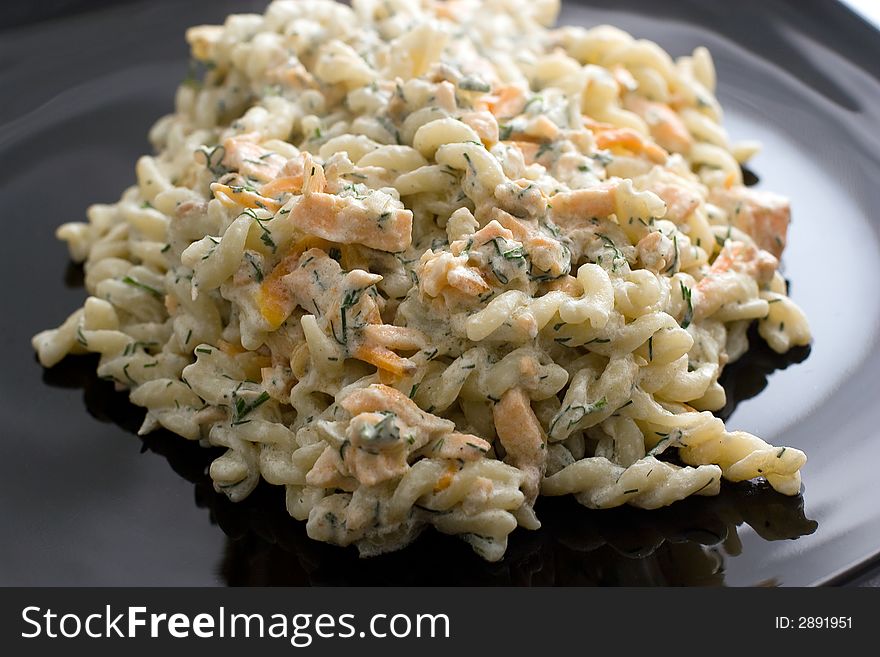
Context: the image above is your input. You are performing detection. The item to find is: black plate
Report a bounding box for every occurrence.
[2,0,879,586]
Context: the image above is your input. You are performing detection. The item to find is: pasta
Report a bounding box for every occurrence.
[32,0,811,561]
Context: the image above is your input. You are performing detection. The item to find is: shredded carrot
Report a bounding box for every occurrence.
[259,175,303,198]
[511,140,539,164]
[541,275,581,296]
[211,183,282,212]
[256,240,328,327]
[377,368,399,385]
[479,85,525,118]
[354,343,417,377]
[256,285,290,330]
[338,245,369,272]
[433,464,458,492]
[593,128,668,164]
[434,1,457,20]
[582,117,618,131]
[218,339,247,355]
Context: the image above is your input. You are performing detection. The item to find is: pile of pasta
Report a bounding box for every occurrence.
[33,0,811,561]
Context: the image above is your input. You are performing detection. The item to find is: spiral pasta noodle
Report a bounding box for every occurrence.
[32,0,811,561]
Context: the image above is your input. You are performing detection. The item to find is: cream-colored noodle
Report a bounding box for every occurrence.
[33,0,811,561]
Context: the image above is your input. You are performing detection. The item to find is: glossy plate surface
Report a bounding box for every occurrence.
[1,0,879,586]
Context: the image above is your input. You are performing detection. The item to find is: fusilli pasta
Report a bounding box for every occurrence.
[33,0,811,561]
